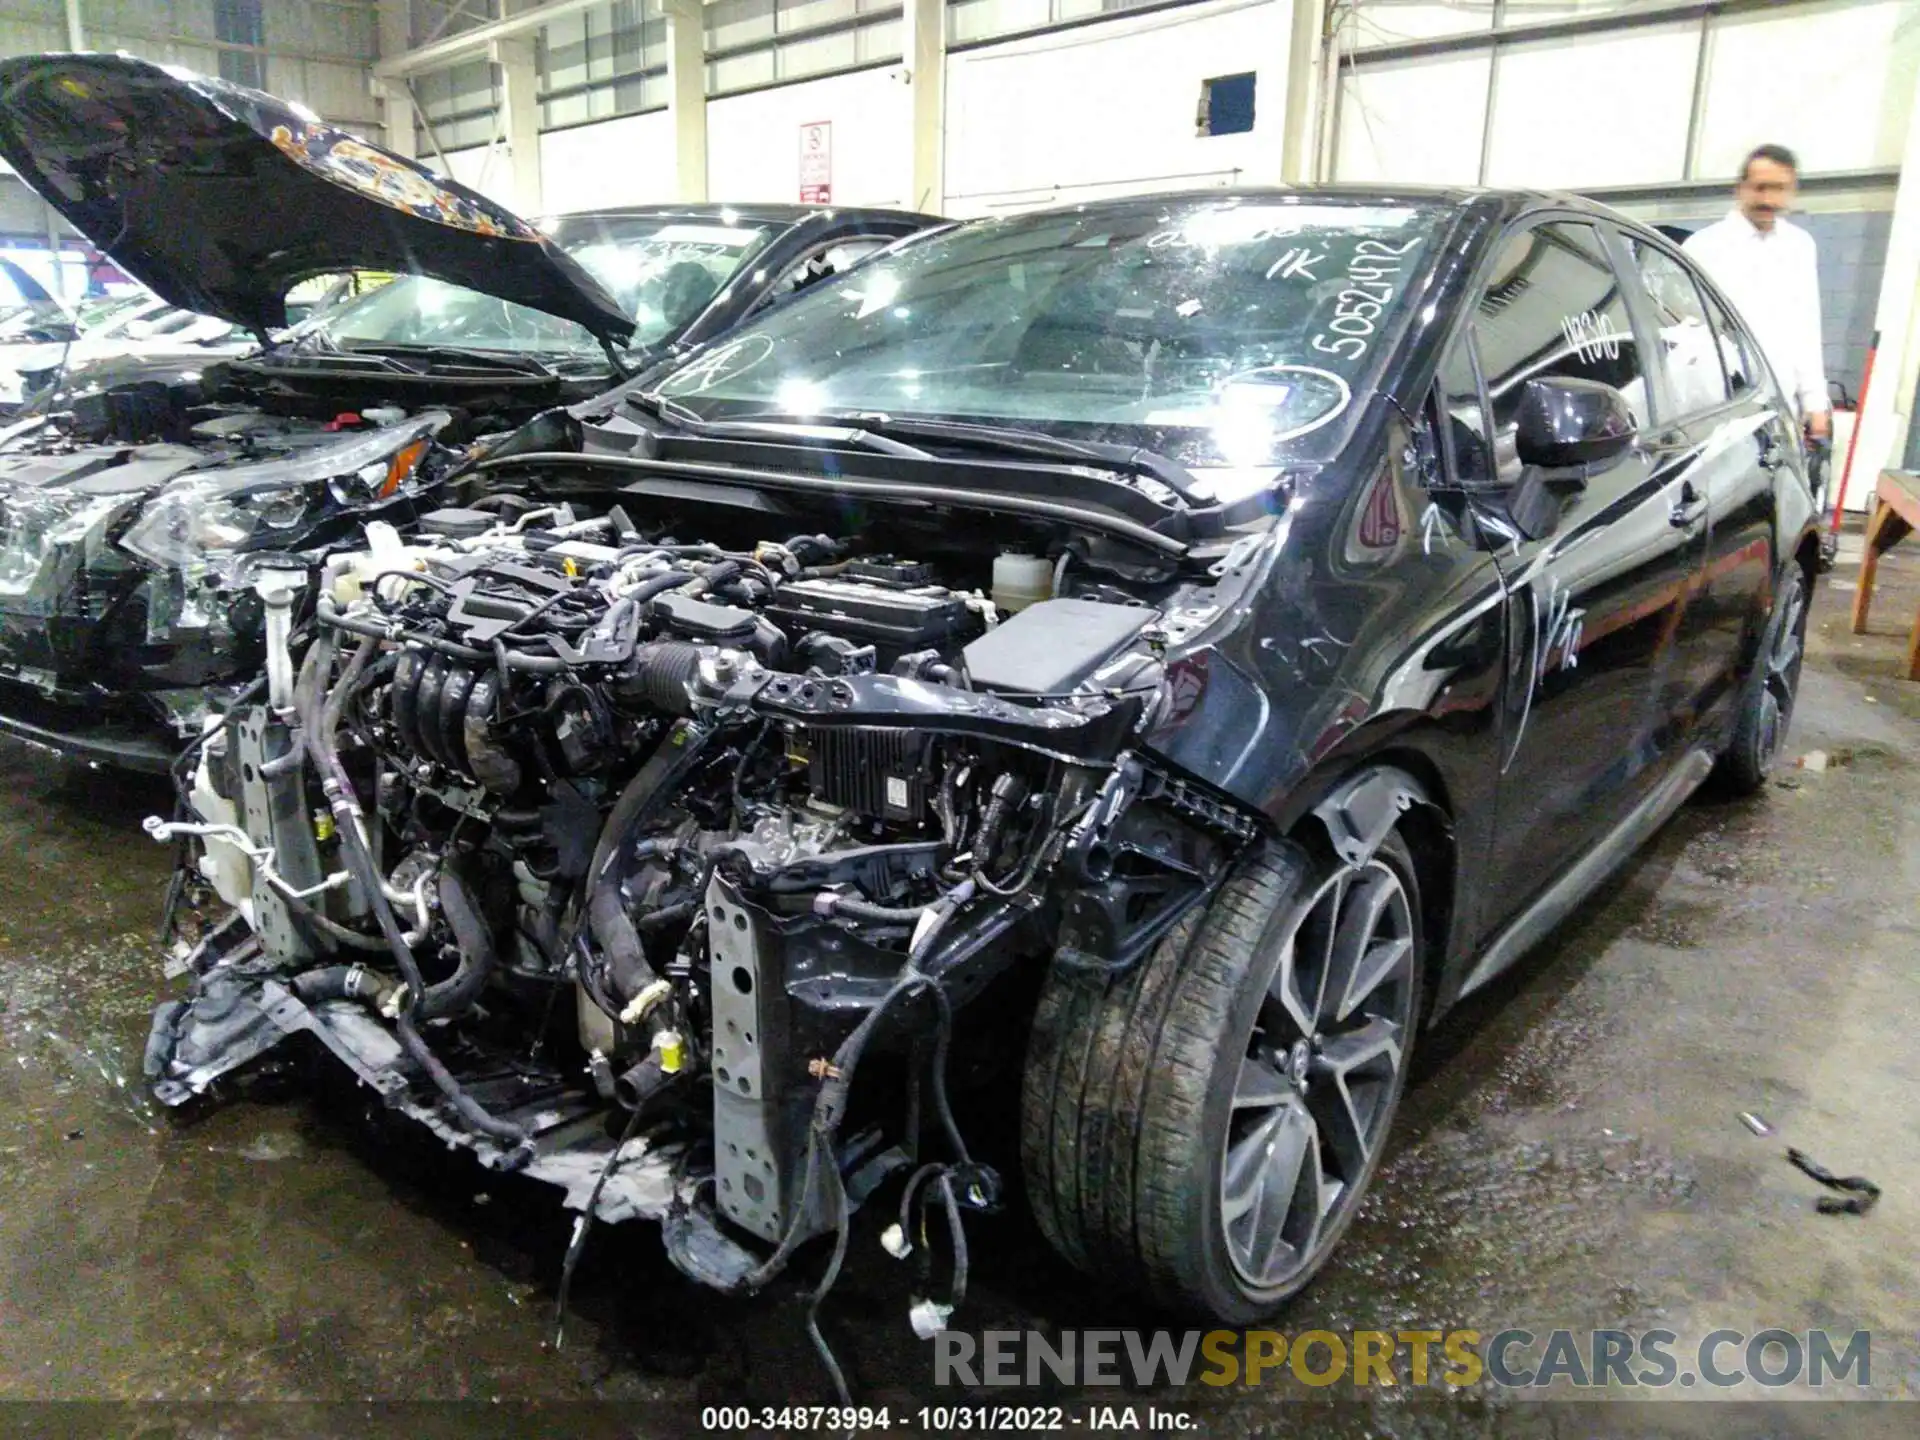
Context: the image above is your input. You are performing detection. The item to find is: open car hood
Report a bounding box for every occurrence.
[0,53,635,343]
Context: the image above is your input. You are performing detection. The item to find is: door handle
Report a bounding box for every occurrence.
[1670,480,1708,528]
[1758,434,1787,471]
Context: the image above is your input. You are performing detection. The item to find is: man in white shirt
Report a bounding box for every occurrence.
[1682,144,1831,442]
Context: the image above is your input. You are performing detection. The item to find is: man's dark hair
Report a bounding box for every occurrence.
[1741,144,1798,181]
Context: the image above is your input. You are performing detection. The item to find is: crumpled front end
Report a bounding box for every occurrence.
[145,499,1258,1295]
[149,918,687,1226]
[0,409,448,766]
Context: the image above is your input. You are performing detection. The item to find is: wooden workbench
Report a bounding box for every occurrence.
[1851,468,1920,680]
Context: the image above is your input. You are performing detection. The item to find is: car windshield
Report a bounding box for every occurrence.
[307,214,776,359]
[651,198,1449,470]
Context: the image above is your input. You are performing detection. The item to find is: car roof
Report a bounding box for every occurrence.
[541,201,943,228]
[962,184,1635,230]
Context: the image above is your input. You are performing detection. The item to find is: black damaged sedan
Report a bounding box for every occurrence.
[149,187,1816,1337]
[0,52,934,768]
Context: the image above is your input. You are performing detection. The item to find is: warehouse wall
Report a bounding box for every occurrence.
[540,111,680,213]
[707,67,913,207]
[943,0,1292,217]
[1334,0,1920,190]
[519,0,1296,216]
[1334,0,1920,478]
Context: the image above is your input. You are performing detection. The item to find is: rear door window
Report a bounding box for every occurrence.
[1625,237,1731,417]
[1697,283,1763,398]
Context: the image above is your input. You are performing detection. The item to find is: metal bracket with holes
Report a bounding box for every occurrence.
[236,708,324,963]
[706,873,814,1245]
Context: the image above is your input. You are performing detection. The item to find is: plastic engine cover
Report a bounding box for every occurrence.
[961,598,1152,694]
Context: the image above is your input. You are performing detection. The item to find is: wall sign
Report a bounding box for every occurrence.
[799,120,832,204]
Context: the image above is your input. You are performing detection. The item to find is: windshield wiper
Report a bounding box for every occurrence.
[837,414,1206,499]
[626,393,934,458]
[628,395,1205,499]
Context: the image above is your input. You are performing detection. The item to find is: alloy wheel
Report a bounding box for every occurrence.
[1755,572,1808,773]
[1221,856,1416,1288]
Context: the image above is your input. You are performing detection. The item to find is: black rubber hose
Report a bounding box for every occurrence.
[422,863,497,1020]
[291,966,357,1001]
[290,964,397,1004]
[304,635,529,1149]
[587,838,675,1006]
[282,889,392,953]
[589,878,654,1005]
[687,559,741,597]
[635,900,695,933]
[626,569,695,605]
[582,722,712,900]
[818,894,927,925]
[574,727,712,1007]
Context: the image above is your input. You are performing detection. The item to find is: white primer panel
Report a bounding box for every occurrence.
[539,110,679,213]
[1697,1,1920,177]
[1335,51,1491,185]
[942,0,1292,218]
[706,68,912,208]
[1484,25,1698,189]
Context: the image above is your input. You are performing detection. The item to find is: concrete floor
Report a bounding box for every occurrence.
[2,533,1918,1438]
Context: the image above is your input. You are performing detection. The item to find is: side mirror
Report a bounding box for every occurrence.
[1513,376,1636,470]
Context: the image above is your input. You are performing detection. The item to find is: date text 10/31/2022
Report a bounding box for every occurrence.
[700,1405,1198,1431]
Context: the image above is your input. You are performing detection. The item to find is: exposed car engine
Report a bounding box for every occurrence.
[148,497,1258,1321]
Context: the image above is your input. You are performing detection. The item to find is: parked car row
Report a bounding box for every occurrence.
[0,51,1817,1375]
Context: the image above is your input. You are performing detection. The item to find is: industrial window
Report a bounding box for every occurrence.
[214,0,267,90]
[1197,72,1256,137]
[540,0,669,129]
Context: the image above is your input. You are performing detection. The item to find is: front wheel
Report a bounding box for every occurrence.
[1021,830,1424,1321]
[1717,564,1809,795]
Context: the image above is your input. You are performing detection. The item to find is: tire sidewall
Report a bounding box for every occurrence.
[1184,831,1425,1323]
[1726,561,1809,788]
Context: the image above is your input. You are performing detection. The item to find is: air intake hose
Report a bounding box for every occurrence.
[610,640,705,716]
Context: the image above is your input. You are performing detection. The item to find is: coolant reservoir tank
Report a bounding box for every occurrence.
[188,731,254,925]
[992,551,1052,613]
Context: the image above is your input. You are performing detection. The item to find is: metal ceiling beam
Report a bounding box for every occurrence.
[374,0,616,77]
[420,0,496,49]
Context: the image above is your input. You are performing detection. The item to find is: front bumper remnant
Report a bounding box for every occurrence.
[145,929,687,1226]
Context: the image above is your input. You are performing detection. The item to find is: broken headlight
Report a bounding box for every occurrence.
[118,415,446,570]
[120,487,315,569]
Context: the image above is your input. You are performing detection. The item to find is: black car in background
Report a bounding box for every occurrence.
[149,187,1816,1343]
[0,52,935,768]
